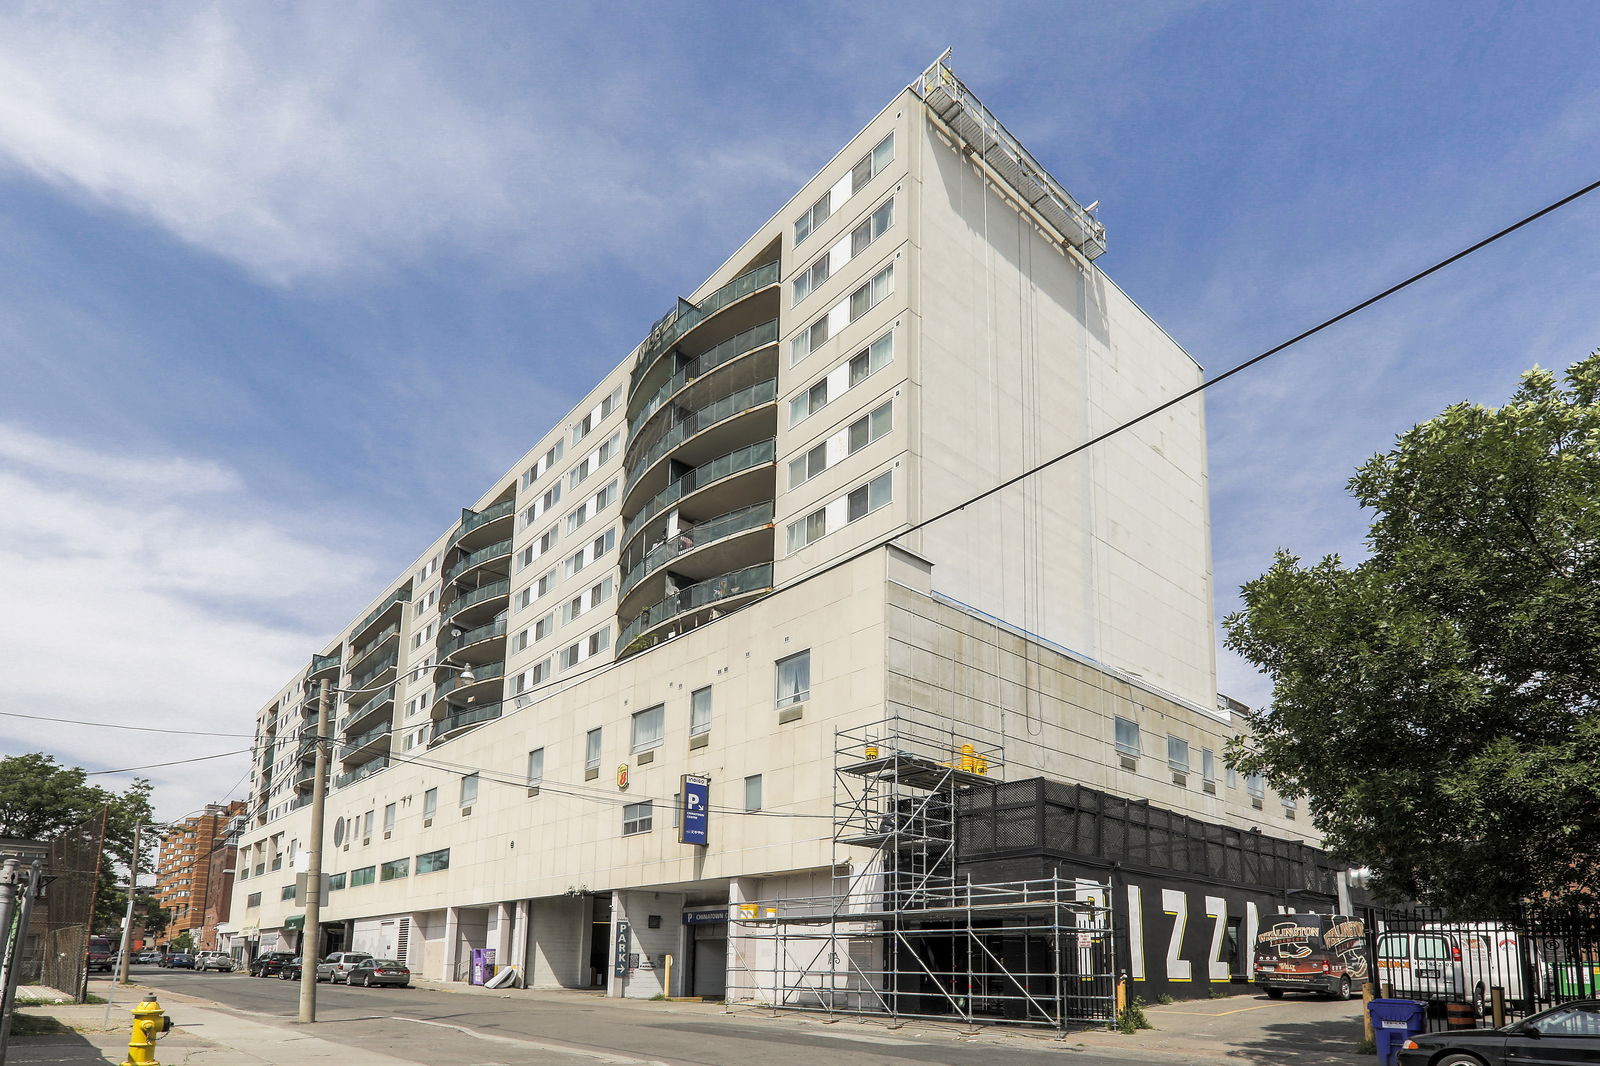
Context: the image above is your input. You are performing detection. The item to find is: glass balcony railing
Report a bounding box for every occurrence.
[339,722,391,755]
[438,617,506,658]
[334,756,389,790]
[629,319,779,437]
[349,651,398,692]
[623,438,775,546]
[617,562,773,651]
[632,261,780,390]
[338,685,394,733]
[443,538,513,584]
[627,379,776,492]
[308,651,341,677]
[620,502,773,599]
[448,498,516,548]
[436,660,503,700]
[290,794,312,811]
[349,623,399,671]
[433,701,505,741]
[352,588,411,640]
[443,579,509,620]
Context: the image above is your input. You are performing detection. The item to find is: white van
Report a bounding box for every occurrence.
[1375,924,1546,1013]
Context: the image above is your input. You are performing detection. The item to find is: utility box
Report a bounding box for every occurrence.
[1367,998,1427,1066]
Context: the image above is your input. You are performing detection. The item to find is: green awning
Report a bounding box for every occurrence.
[283,915,305,930]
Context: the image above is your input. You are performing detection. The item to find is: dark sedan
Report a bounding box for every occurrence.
[344,958,410,988]
[166,953,195,969]
[277,956,304,981]
[249,951,296,978]
[1398,999,1600,1064]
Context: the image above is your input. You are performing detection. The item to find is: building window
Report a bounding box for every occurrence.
[527,748,544,789]
[281,884,296,901]
[1167,736,1190,785]
[631,705,664,754]
[1113,717,1140,760]
[1246,772,1266,809]
[380,858,410,882]
[459,774,478,807]
[845,470,893,523]
[690,686,712,738]
[744,774,763,812]
[776,651,810,707]
[585,728,602,772]
[362,811,374,841]
[794,190,831,245]
[383,803,396,835]
[1282,795,1298,820]
[246,892,261,908]
[422,788,437,820]
[622,800,653,836]
[848,264,894,322]
[1202,748,1218,793]
[326,874,345,892]
[416,848,450,874]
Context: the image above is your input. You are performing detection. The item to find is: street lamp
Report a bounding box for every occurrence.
[295,662,474,1024]
[117,824,164,986]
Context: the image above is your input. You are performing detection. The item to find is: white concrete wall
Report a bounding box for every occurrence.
[527,895,589,988]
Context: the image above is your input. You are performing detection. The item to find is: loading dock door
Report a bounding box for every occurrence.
[692,921,727,997]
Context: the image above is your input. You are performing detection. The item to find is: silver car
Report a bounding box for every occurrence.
[315,951,374,983]
[195,950,234,972]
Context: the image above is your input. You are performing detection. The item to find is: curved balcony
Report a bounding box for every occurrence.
[622,438,776,551]
[438,616,507,661]
[617,562,774,660]
[351,587,410,645]
[443,579,509,627]
[448,497,516,553]
[334,756,389,790]
[629,260,780,402]
[347,623,400,678]
[431,660,503,712]
[338,722,392,764]
[622,380,777,511]
[620,501,773,604]
[307,651,341,682]
[429,701,505,747]
[339,684,395,735]
[629,319,779,439]
[349,649,398,693]
[443,537,512,586]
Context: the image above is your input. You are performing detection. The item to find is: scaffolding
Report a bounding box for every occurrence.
[727,715,1117,1030]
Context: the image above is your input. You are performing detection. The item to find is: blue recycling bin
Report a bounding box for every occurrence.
[1368,998,1427,1066]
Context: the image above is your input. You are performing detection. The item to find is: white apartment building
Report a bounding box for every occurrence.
[231,59,1326,1017]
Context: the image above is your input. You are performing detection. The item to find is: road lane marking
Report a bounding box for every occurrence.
[398,1016,673,1066]
[1148,1003,1275,1016]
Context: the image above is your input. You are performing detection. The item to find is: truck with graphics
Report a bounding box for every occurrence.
[1253,913,1367,1000]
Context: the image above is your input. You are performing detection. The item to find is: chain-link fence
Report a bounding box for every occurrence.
[37,808,108,1000]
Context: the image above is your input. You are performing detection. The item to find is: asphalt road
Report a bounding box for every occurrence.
[127,966,1126,1066]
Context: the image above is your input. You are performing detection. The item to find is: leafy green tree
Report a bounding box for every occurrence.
[1225,352,1600,916]
[170,931,195,954]
[0,753,162,932]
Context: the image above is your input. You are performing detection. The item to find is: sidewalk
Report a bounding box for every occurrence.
[7,986,425,1066]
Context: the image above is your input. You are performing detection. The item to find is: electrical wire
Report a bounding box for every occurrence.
[0,709,256,738]
[86,748,255,775]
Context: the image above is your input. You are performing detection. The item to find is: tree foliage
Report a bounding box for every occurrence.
[0,753,162,932]
[1225,352,1600,915]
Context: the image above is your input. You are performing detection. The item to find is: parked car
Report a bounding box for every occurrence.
[317,952,374,984]
[1398,998,1600,1064]
[249,951,297,978]
[167,953,195,969]
[278,956,304,981]
[344,958,410,988]
[195,951,234,972]
[137,951,161,964]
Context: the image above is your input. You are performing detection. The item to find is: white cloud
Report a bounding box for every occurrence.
[0,4,652,285]
[0,423,378,820]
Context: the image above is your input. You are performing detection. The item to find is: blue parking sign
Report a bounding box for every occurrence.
[680,775,710,845]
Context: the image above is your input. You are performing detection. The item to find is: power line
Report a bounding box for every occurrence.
[87,748,255,775]
[0,710,256,738]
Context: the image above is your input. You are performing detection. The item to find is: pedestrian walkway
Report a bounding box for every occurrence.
[7,993,425,1065]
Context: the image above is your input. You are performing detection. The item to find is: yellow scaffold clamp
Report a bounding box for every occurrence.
[122,995,172,1066]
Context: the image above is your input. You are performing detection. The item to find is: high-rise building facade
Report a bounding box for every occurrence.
[229,60,1327,1015]
[154,800,246,948]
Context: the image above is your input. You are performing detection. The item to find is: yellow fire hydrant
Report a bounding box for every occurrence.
[121,996,171,1066]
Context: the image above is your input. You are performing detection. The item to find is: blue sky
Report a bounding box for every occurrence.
[2,1,1598,821]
